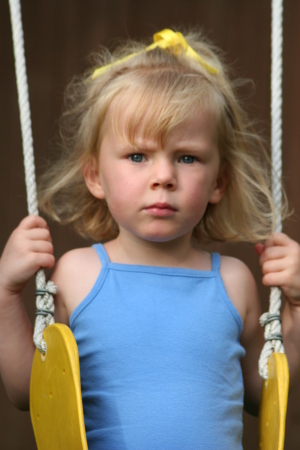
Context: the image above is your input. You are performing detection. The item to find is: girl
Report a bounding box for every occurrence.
[1,29,300,449]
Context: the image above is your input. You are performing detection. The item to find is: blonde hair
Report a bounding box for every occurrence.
[39,29,286,243]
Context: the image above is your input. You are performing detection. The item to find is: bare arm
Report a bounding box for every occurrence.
[256,232,300,389]
[0,216,55,409]
[221,233,300,416]
[50,246,102,322]
[220,256,264,416]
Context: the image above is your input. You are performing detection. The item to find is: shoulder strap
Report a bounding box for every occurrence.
[92,243,110,267]
[211,252,221,272]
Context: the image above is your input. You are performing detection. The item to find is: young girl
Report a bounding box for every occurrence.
[1,29,300,449]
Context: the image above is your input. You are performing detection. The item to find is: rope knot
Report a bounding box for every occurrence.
[33,273,57,354]
[259,312,282,327]
[259,287,285,379]
[35,281,57,297]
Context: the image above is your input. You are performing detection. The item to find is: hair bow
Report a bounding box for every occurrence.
[91,28,218,79]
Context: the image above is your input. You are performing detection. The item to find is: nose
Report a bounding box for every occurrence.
[150,158,177,190]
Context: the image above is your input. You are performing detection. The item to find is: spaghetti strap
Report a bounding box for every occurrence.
[211,252,221,272]
[92,243,109,267]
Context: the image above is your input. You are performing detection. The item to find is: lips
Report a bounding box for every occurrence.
[144,202,177,216]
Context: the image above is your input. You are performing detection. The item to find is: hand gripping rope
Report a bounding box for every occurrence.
[8,0,57,356]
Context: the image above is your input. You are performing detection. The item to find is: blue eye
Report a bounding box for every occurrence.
[180,155,196,164]
[129,154,144,163]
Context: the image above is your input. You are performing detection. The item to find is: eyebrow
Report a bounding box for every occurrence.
[130,136,160,150]
[127,132,216,153]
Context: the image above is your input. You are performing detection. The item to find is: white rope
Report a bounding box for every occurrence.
[9,0,56,354]
[258,0,285,380]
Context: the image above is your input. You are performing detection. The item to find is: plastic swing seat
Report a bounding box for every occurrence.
[258,352,289,450]
[29,324,289,450]
[30,324,88,450]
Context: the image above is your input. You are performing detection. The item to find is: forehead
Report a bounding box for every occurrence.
[101,104,218,159]
[102,83,220,148]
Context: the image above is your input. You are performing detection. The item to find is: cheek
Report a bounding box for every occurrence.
[182,176,217,221]
[103,176,141,212]
[183,178,210,203]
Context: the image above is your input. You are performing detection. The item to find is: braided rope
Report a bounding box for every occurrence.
[9,0,56,354]
[258,0,285,380]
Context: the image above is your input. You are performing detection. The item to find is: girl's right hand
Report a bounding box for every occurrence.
[0,215,55,296]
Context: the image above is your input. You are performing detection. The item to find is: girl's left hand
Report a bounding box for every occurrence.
[255,233,300,304]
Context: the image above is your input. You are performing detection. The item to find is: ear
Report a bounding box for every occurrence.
[83,157,106,199]
[209,165,227,205]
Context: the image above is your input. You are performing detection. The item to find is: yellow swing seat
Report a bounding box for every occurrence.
[30,324,88,450]
[258,352,289,450]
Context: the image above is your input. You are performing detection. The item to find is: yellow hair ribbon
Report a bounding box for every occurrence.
[91,29,219,79]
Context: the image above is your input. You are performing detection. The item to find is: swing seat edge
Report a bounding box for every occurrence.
[30,323,88,450]
[258,352,289,450]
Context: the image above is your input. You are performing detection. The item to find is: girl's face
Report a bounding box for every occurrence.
[85,105,226,244]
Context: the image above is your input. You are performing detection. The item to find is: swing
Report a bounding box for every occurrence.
[8,0,289,448]
[257,1,289,448]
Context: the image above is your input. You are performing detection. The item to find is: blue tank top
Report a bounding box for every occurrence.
[70,244,245,449]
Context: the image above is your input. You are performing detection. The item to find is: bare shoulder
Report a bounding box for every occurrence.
[51,247,101,324]
[219,255,259,322]
[220,255,264,413]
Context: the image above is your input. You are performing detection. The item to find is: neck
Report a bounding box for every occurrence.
[104,230,209,269]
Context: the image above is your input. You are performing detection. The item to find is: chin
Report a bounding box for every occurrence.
[137,231,188,243]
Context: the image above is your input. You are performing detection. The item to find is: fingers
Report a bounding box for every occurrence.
[29,239,54,256]
[1,216,56,287]
[258,233,298,265]
[0,215,57,297]
[256,233,300,299]
[19,216,55,268]
[12,216,54,256]
[29,251,55,270]
[26,227,53,243]
[16,215,52,242]
[259,246,287,267]
[18,215,49,230]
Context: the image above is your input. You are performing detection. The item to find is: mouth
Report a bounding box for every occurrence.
[144,202,177,217]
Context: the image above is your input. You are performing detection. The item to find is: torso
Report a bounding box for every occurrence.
[51,244,250,325]
[51,241,264,414]
[68,244,245,449]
